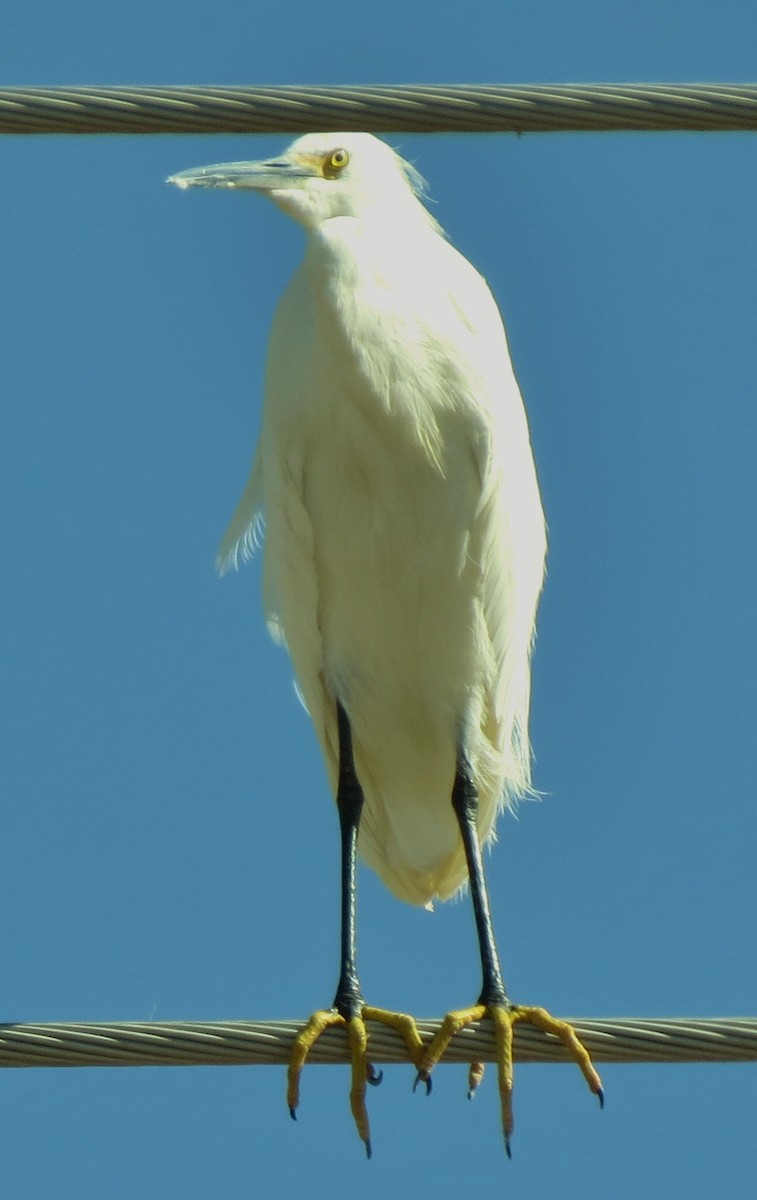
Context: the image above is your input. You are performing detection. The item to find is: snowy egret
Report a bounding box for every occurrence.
[168,133,602,1156]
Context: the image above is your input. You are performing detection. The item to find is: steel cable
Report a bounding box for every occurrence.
[0,1017,755,1068]
[2,83,757,135]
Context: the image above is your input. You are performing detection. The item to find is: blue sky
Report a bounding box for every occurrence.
[2,2,756,1197]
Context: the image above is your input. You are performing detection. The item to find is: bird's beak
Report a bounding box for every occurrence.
[167,155,318,192]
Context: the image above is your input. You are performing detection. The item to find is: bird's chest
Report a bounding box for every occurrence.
[264,246,481,584]
[272,260,457,473]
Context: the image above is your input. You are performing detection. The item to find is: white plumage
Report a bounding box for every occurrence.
[173,133,546,906]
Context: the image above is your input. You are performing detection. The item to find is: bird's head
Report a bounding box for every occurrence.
[168,132,437,231]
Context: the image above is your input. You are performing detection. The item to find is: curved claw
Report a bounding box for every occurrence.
[467,1061,485,1100]
[364,1138,372,1160]
[287,1009,344,1124]
[412,1070,432,1096]
[596,1085,605,1110]
[367,1065,383,1087]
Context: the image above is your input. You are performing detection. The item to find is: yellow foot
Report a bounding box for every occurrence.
[415,1003,604,1158]
[287,1005,425,1158]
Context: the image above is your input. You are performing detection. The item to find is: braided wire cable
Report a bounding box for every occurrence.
[0,1017,755,1069]
[2,83,757,135]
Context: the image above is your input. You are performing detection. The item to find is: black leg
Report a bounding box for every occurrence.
[287,701,427,1155]
[451,756,509,1009]
[332,700,366,1021]
[415,754,603,1157]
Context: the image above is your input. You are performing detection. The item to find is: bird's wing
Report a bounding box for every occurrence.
[472,437,543,804]
[261,434,341,781]
[216,443,264,575]
[447,255,546,804]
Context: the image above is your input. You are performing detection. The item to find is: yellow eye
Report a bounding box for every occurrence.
[323,148,350,178]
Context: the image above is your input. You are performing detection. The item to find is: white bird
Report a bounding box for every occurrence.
[169,133,601,1156]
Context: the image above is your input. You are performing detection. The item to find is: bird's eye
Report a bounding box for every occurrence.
[323,148,350,178]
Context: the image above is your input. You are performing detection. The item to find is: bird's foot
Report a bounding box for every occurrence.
[414,1003,603,1157]
[287,1004,425,1158]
